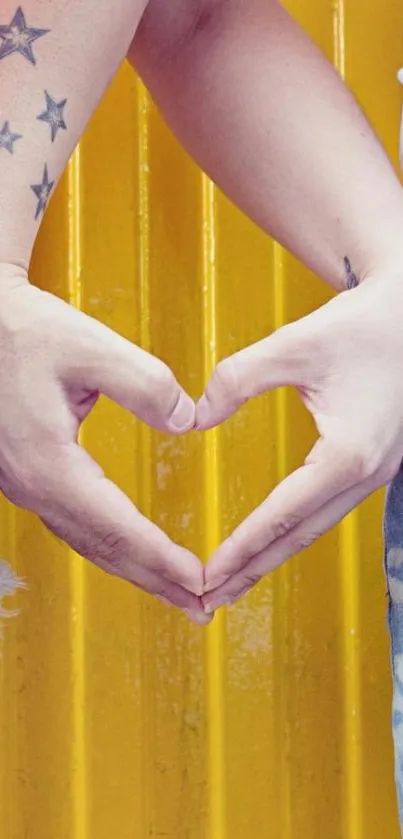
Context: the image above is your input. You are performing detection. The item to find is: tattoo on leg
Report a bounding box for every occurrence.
[0,121,22,154]
[30,164,54,220]
[344,256,359,289]
[37,91,67,142]
[0,7,49,66]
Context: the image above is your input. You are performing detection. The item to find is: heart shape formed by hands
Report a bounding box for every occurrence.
[2,272,403,625]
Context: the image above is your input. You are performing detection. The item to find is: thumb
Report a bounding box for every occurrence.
[63,315,195,433]
[196,321,312,430]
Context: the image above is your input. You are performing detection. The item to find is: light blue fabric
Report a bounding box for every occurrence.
[384,466,403,831]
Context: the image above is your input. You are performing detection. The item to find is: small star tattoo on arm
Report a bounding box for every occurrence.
[37,91,67,142]
[30,164,54,220]
[344,256,359,289]
[0,7,49,66]
[0,121,22,154]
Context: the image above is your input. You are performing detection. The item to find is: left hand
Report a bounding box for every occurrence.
[197,272,403,613]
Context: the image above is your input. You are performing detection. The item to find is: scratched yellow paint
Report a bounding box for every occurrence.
[0,2,402,837]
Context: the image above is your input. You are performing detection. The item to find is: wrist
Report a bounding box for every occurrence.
[340,238,403,293]
[0,262,30,292]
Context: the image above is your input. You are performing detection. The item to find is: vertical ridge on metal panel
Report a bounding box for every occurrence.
[67,147,87,839]
[202,174,226,839]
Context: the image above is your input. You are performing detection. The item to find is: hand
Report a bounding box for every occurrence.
[198,272,403,613]
[0,266,207,618]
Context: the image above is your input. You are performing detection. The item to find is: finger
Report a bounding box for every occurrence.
[203,478,373,612]
[183,609,214,626]
[62,315,195,433]
[38,443,204,608]
[196,321,312,430]
[204,444,362,592]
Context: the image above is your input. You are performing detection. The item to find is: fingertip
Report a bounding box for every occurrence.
[168,390,196,433]
[203,595,233,614]
[184,609,214,626]
[179,550,205,597]
[188,579,205,598]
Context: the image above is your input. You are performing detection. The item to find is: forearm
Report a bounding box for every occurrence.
[0,0,148,268]
[132,0,403,291]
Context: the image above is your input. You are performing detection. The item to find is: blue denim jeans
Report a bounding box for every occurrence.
[384,465,403,831]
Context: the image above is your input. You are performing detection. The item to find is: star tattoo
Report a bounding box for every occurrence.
[0,121,22,154]
[30,164,55,220]
[0,7,49,66]
[37,91,67,142]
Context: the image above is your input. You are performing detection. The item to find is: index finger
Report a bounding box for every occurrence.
[37,443,205,610]
[204,444,360,592]
[202,478,373,613]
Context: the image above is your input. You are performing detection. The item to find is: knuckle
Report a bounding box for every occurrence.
[348,451,372,482]
[334,441,378,483]
[211,357,244,404]
[275,317,332,381]
[274,322,310,360]
[271,513,302,541]
[242,571,261,588]
[94,530,128,570]
[292,532,318,553]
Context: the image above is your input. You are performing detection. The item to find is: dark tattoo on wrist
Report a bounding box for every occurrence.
[0,121,22,154]
[344,256,359,289]
[30,164,54,220]
[37,91,67,142]
[0,7,49,66]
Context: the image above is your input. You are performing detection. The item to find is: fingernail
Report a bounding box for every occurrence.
[204,596,232,614]
[184,609,214,626]
[169,391,195,432]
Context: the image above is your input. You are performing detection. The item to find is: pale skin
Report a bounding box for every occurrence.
[1,0,403,621]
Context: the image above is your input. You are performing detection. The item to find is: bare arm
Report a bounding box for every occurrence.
[131,0,403,291]
[130,0,403,609]
[0,0,153,266]
[0,1,206,617]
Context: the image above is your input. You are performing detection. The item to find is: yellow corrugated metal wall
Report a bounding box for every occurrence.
[1,0,403,836]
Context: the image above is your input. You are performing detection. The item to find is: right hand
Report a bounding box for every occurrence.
[0,266,206,616]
